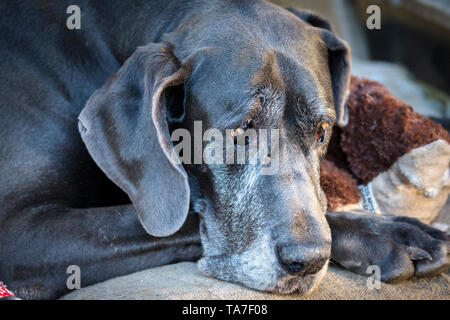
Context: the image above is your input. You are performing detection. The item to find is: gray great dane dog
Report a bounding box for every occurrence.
[0,0,448,300]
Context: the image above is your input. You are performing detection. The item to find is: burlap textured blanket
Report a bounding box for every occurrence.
[60,262,449,300]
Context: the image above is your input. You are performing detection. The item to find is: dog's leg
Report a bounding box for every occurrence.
[0,204,201,299]
[326,211,449,282]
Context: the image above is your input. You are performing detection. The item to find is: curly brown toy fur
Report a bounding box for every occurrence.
[320,159,361,212]
[320,76,450,211]
[341,76,450,184]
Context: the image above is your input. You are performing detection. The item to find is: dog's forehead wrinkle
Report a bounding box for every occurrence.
[181,28,331,133]
[239,90,284,130]
[254,54,334,132]
[213,86,285,132]
[231,93,259,124]
[219,49,332,131]
[288,95,335,141]
[213,88,257,129]
[302,94,333,113]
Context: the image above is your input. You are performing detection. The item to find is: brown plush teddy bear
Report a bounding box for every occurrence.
[321,76,450,224]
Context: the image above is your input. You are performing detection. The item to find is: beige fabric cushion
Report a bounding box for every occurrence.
[60,262,449,300]
[61,203,449,300]
[370,140,450,223]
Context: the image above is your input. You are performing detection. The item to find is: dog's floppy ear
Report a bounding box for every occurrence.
[287,8,351,127]
[78,43,191,237]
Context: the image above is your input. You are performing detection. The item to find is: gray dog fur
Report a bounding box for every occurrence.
[0,0,448,299]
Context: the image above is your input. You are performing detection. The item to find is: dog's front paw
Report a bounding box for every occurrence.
[326,211,449,282]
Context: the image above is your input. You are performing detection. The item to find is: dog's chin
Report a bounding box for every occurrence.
[198,257,329,296]
[271,260,329,295]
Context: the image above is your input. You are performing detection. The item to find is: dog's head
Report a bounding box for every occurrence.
[78,3,351,294]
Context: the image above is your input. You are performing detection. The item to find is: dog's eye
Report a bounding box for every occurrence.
[316,122,329,144]
[232,120,253,149]
[232,127,250,149]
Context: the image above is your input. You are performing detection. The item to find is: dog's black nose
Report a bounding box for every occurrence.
[276,243,329,276]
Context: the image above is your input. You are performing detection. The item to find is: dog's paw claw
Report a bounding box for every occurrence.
[406,246,432,261]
